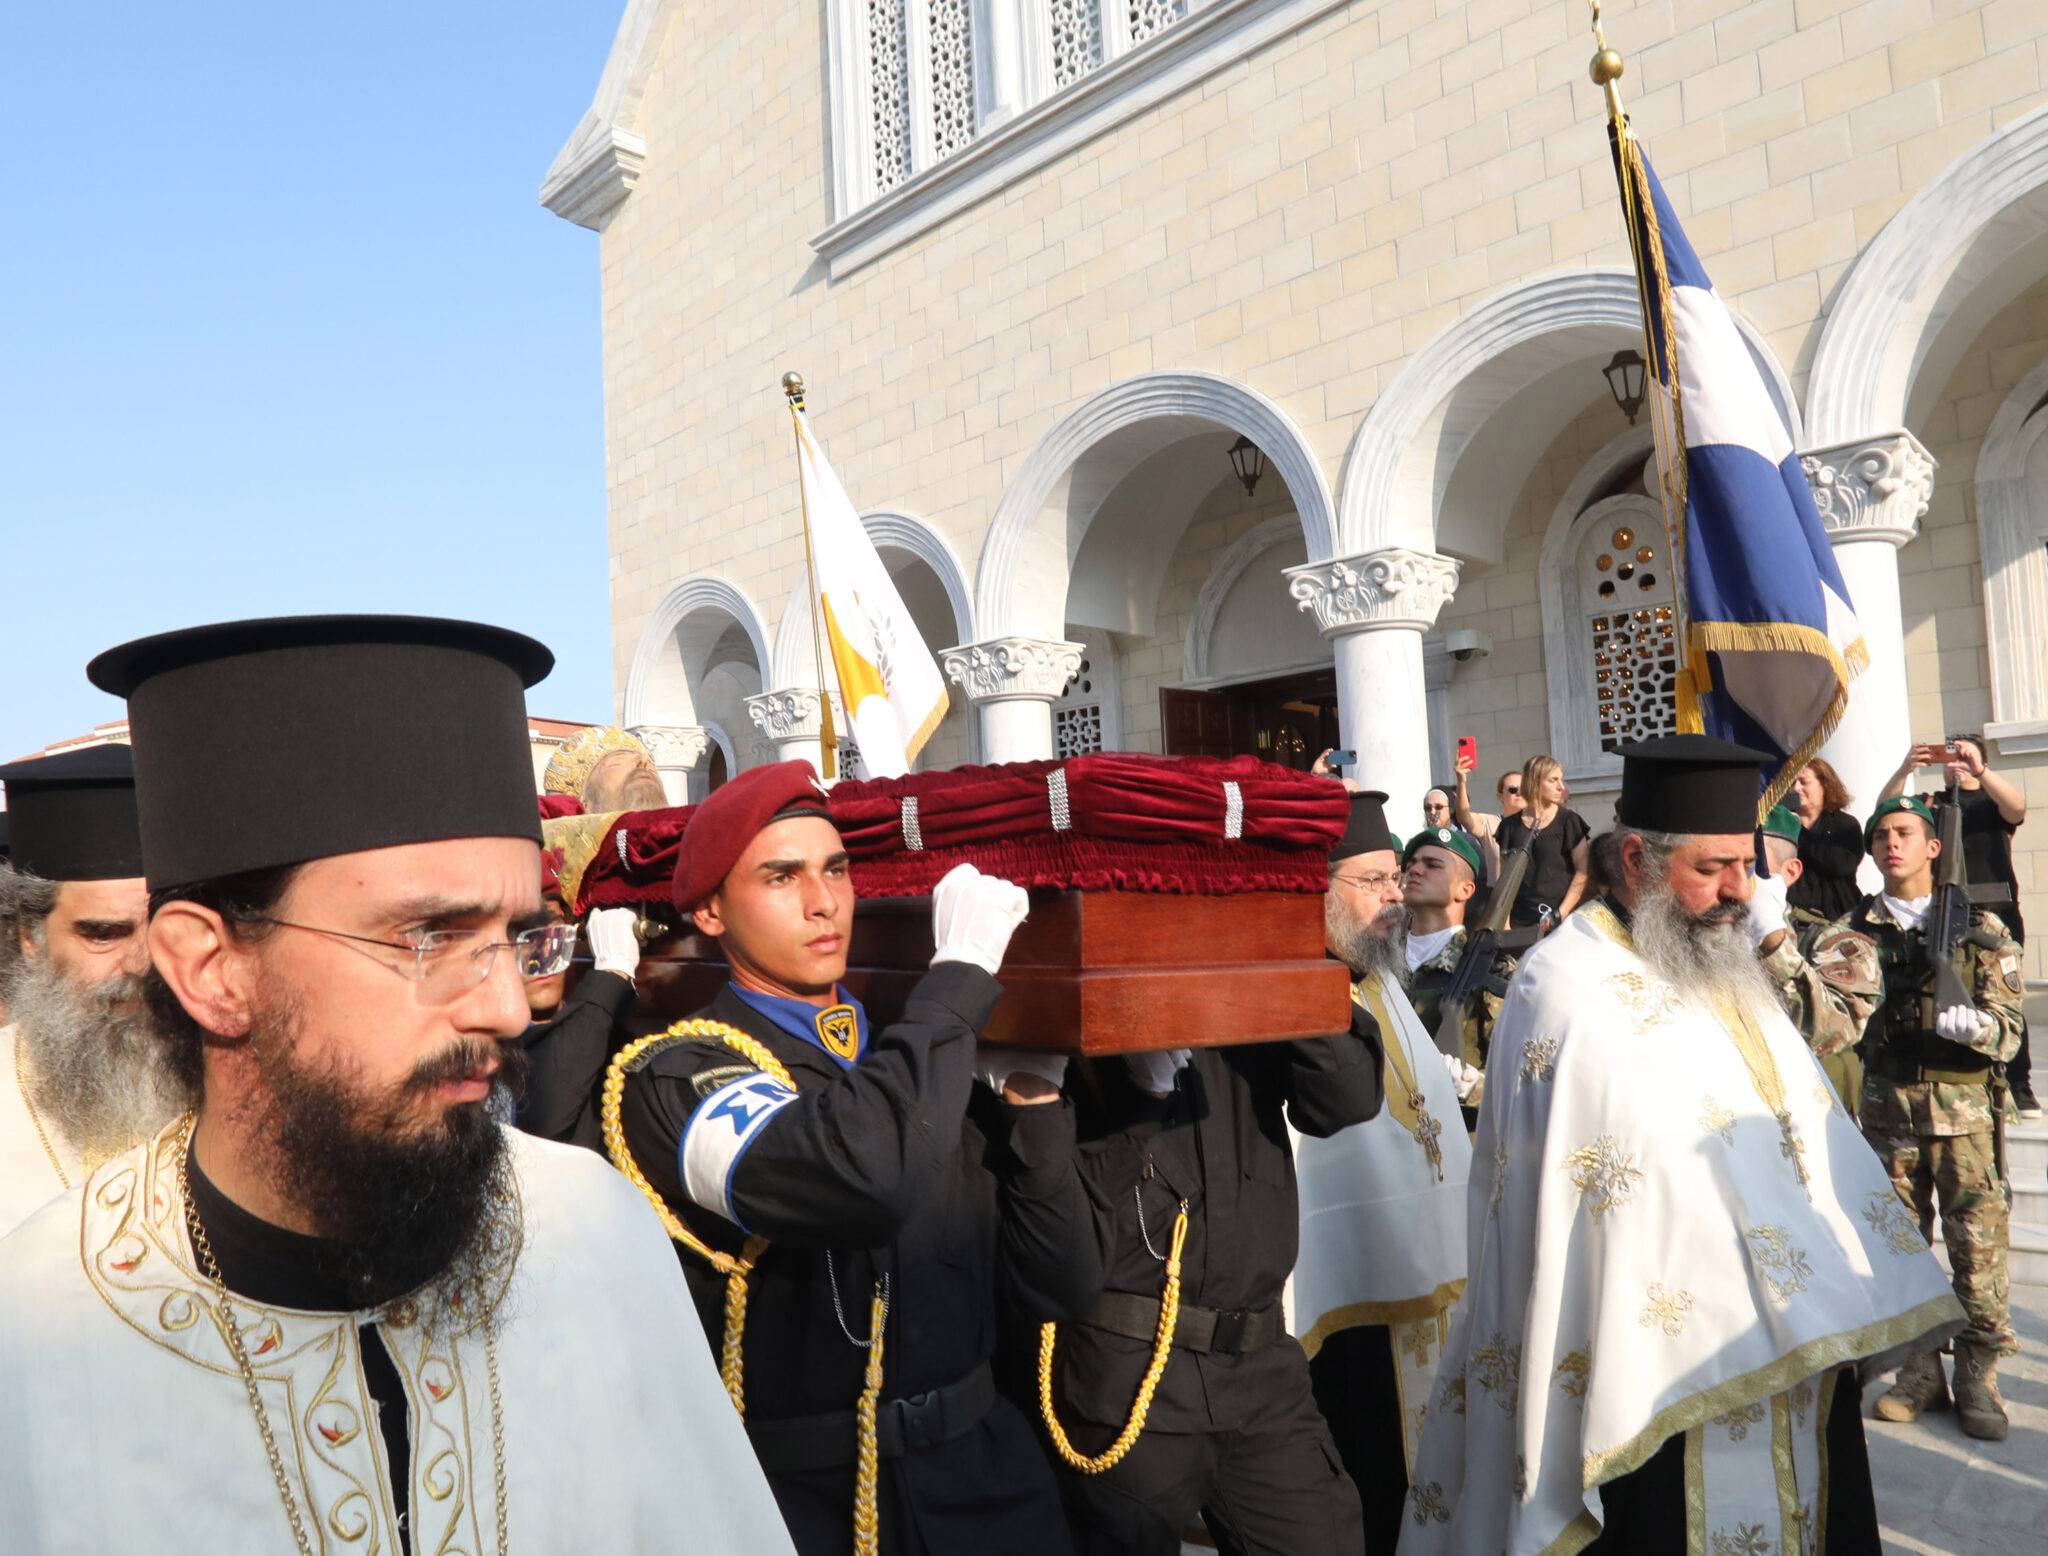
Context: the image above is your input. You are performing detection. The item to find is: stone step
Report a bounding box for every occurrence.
[2010,1121,2048,1181]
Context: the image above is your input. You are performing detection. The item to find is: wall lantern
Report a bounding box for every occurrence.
[1228,435,1266,497]
[1603,349,1648,424]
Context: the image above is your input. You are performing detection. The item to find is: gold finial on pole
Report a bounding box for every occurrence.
[781,370,839,776]
[782,371,805,410]
[1588,2,1626,123]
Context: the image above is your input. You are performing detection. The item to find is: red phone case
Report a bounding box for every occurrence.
[1457,736,1477,767]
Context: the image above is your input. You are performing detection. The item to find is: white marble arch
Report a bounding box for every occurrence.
[1182,514,1320,683]
[1976,355,2048,756]
[768,508,977,688]
[621,574,773,728]
[973,370,1337,641]
[1807,104,2048,447]
[1336,267,1800,562]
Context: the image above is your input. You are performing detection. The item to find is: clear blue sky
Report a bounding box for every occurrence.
[0,0,624,761]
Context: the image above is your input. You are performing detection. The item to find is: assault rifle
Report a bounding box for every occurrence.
[1432,846,1542,1058]
[1926,778,2013,1016]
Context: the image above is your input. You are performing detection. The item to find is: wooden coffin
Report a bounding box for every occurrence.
[625,889,1351,1055]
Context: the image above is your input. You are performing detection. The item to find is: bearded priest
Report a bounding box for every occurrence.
[0,616,793,1556]
[1400,736,1964,1556]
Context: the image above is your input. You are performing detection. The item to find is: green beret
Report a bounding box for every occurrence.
[1403,825,1483,879]
[1761,803,1802,844]
[1864,794,1936,845]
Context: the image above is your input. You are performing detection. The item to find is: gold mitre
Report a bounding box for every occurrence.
[543,725,653,799]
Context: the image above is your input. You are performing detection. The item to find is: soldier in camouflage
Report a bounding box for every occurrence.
[1748,804,1881,1109]
[1401,827,1509,1124]
[1846,795,2025,1441]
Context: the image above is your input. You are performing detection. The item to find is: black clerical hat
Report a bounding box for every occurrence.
[0,744,145,881]
[88,615,553,890]
[1614,734,1772,836]
[1330,790,1397,862]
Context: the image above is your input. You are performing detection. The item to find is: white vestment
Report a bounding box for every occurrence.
[0,1024,78,1239]
[1399,904,1963,1556]
[1293,971,1472,1464]
[0,1122,796,1555]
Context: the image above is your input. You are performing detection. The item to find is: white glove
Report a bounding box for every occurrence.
[976,1045,1069,1097]
[1934,1004,1996,1045]
[1439,1051,1482,1101]
[585,907,642,979]
[1747,874,1790,947]
[1126,1049,1192,1096]
[930,864,1030,975]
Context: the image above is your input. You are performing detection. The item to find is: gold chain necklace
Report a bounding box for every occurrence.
[174,1117,510,1555]
[13,1030,70,1190]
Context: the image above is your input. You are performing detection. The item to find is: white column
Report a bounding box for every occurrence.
[1286,547,1462,837]
[1801,431,1936,817]
[626,724,712,805]
[745,690,851,779]
[941,636,1084,763]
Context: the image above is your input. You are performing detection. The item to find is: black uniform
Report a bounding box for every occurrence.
[1042,1014,1385,1556]
[515,968,635,1153]
[620,965,1089,1556]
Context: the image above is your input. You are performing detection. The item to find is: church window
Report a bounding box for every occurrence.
[1125,0,1187,48]
[1583,519,1678,754]
[1051,0,1105,87]
[928,0,978,161]
[1055,654,1106,757]
[867,0,914,196]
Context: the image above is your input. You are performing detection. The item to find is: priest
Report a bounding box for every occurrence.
[0,615,793,1555]
[1297,792,1472,1555]
[0,744,192,1234]
[1400,736,1964,1556]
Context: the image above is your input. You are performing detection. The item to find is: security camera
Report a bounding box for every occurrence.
[1444,629,1493,662]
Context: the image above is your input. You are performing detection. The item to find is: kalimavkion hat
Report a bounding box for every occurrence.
[0,744,144,881]
[1329,790,1397,863]
[88,615,553,891]
[1613,734,1773,836]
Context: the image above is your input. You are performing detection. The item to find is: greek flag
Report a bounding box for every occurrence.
[1616,146,1867,810]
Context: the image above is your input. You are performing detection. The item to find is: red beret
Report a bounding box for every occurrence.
[672,760,834,910]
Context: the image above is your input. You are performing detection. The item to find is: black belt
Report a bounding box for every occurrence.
[1870,1055,1993,1086]
[1082,1290,1286,1355]
[743,1361,995,1475]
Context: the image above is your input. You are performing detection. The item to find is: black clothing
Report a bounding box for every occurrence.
[1308,1325,1405,1556]
[515,968,636,1152]
[1584,1370,1878,1554]
[1935,788,2024,942]
[619,964,1088,1556]
[1497,807,1591,929]
[1789,807,1865,921]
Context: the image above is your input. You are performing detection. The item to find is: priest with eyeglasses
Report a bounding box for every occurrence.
[0,615,792,1555]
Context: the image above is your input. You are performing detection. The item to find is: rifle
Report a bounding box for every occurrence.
[1432,847,1541,1058]
[1925,778,2012,1016]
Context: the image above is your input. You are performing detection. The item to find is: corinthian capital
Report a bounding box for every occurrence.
[1798,431,1936,547]
[1284,547,1462,636]
[745,689,842,742]
[940,637,1084,704]
[626,724,712,771]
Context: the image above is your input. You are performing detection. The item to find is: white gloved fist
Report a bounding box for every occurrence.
[929,863,1030,975]
[976,1044,1069,1097]
[1747,873,1790,947]
[585,907,642,979]
[1439,1050,1482,1101]
[1126,1049,1191,1096]
[1934,1004,1996,1045]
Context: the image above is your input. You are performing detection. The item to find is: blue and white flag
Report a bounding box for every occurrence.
[1618,148,1867,809]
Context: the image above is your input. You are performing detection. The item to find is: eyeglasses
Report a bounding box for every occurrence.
[1331,871,1401,893]
[252,919,580,996]
[1501,784,1521,795]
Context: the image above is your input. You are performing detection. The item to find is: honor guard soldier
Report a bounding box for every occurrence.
[1400,826,1514,1085]
[1849,794,2024,1441]
[614,762,1091,1556]
[1748,804,1881,1111]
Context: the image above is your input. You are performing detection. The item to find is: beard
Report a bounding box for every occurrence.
[1632,882,1779,1017]
[11,957,194,1163]
[238,988,529,1308]
[1326,894,1409,987]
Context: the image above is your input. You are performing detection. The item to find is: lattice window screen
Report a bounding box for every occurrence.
[1125,0,1187,47]
[1051,0,1104,87]
[868,0,913,195]
[1584,517,1679,753]
[1054,650,1105,758]
[928,0,978,160]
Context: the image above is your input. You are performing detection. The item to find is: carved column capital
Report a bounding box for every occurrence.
[745,689,842,742]
[627,724,711,771]
[940,637,1084,705]
[1798,431,1937,548]
[1284,547,1462,637]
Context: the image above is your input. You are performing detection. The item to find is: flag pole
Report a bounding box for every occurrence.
[782,371,840,778]
[1588,3,1705,732]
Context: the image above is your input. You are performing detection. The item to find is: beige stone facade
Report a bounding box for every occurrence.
[548,0,2048,969]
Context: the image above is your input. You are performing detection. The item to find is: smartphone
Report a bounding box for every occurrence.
[1457,735,1477,769]
[1941,741,1961,761]
[1325,749,1357,767]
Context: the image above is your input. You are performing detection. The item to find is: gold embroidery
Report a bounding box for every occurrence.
[1561,1134,1644,1222]
[1789,1379,1814,1429]
[1710,993,1813,1202]
[1860,1191,1925,1257]
[1554,1347,1592,1400]
[1439,1373,1468,1415]
[1409,1481,1451,1525]
[1489,1140,1509,1219]
[1640,1283,1694,1336]
[1744,1225,1812,1304]
[1396,1319,1436,1370]
[1519,1035,1559,1082]
[1357,978,1447,1182]
[1513,1455,1528,1500]
[1708,1525,1773,1556]
[1813,1076,1842,1114]
[1605,971,1688,1029]
[1699,1095,1736,1145]
[1710,1398,1765,1440]
[1469,1331,1522,1415]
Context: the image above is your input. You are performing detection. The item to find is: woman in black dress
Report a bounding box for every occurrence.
[1496,754,1590,931]
[1786,757,1863,920]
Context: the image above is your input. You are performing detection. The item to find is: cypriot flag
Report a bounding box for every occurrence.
[793,410,949,778]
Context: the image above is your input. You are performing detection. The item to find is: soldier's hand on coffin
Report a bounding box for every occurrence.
[1125,1048,1191,1096]
[1935,1004,1996,1044]
[976,1044,1068,1104]
[929,863,1030,975]
[586,906,642,979]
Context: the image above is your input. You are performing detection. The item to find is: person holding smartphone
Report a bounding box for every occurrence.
[1449,744,1525,886]
[1491,754,1590,931]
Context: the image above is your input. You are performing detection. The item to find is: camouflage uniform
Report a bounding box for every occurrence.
[1762,905,1880,1113]
[1408,927,1512,1073]
[1849,896,2026,1356]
